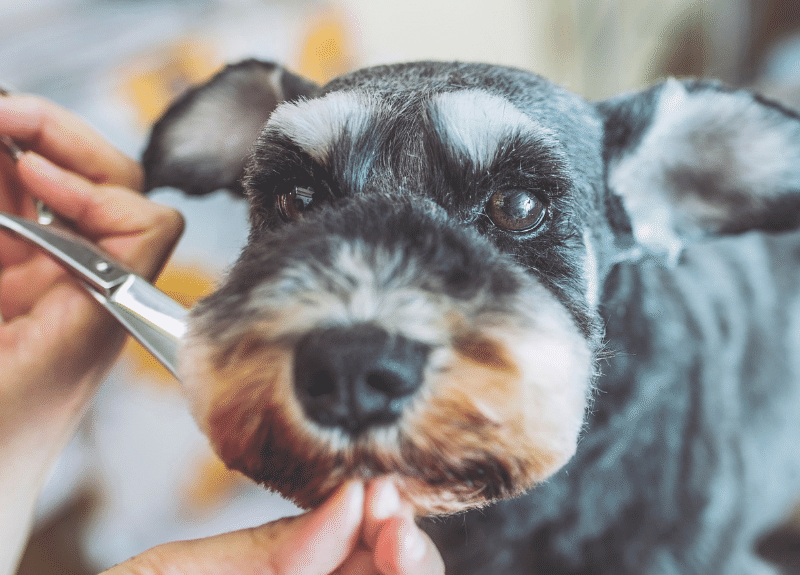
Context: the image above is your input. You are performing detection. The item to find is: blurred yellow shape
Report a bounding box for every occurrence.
[294,6,358,85]
[119,40,222,128]
[182,451,248,515]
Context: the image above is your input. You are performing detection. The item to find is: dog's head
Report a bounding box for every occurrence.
[144,60,800,514]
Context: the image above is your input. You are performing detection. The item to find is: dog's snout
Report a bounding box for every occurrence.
[293,324,430,434]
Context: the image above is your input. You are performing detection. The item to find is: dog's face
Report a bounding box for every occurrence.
[144,61,800,514]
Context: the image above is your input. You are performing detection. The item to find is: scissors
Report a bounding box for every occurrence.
[0,211,188,377]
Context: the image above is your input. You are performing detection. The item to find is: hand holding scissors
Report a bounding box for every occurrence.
[0,89,184,575]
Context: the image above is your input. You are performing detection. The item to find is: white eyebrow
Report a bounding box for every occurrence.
[265,91,381,164]
[428,89,543,169]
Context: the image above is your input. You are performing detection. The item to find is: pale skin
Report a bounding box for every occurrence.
[0,94,444,575]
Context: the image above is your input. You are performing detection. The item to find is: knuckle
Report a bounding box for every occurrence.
[250,516,298,546]
[129,162,145,191]
[18,94,49,120]
[26,97,59,143]
[244,517,300,575]
[157,205,186,242]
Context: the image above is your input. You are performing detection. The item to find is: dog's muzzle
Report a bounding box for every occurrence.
[178,194,592,514]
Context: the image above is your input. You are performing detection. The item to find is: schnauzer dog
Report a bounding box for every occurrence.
[142,60,800,574]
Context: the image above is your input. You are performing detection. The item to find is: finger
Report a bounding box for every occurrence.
[0,95,142,189]
[16,152,183,279]
[363,477,403,549]
[268,480,365,575]
[0,220,38,270]
[0,148,28,213]
[0,151,37,264]
[4,281,125,401]
[363,479,444,575]
[16,151,140,234]
[0,253,66,319]
[373,516,445,575]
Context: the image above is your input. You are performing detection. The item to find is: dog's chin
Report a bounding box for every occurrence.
[178,309,592,516]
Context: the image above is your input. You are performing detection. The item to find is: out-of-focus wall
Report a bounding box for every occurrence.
[338,0,752,99]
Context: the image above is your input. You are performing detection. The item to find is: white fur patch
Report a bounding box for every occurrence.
[609,78,800,261]
[608,80,689,262]
[244,240,451,347]
[266,91,380,164]
[582,230,600,310]
[429,89,545,169]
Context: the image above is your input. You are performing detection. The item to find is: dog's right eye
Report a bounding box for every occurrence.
[275,186,317,222]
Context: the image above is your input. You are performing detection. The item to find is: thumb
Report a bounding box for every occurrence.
[102,481,365,575]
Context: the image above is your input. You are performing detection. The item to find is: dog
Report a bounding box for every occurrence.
[141,60,800,574]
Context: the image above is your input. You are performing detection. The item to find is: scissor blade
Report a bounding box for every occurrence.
[88,275,188,378]
[0,212,129,295]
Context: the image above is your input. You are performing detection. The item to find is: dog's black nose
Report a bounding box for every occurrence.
[293,324,430,434]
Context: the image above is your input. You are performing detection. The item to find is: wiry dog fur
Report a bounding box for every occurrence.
[143,60,800,574]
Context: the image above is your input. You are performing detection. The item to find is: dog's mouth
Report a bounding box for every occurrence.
[177,199,594,515]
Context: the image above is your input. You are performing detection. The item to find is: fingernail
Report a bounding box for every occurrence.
[334,480,365,524]
[401,523,428,563]
[372,479,401,520]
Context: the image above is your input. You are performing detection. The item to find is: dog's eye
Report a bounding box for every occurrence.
[275,186,317,222]
[486,189,548,232]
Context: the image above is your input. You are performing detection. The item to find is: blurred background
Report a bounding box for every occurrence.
[1,0,799,573]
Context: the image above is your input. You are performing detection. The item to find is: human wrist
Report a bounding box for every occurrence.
[0,415,75,575]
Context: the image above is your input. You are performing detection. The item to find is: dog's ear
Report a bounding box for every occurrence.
[598,79,800,260]
[142,59,318,196]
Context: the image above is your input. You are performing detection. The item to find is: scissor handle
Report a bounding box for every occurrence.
[0,212,130,295]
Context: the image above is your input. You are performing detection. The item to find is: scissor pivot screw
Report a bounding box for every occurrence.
[95,260,111,273]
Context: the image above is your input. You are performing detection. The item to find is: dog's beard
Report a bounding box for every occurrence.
[178,234,593,515]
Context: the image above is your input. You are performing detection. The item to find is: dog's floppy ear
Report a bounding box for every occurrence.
[142,59,318,196]
[598,79,800,260]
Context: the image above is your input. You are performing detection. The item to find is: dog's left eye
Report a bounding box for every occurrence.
[275,186,317,222]
[486,189,548,232]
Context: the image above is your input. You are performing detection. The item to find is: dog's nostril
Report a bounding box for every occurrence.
[307,370,336,398]
[366,371,390,393]
[365,369,408,397]
[293,324,430,434]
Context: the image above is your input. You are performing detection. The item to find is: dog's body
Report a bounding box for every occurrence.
[143,61,800,574]
[426,230,800,574]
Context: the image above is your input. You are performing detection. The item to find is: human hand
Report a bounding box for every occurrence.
[0,94,183,575]
[334,478,445,575]
[103,479,445,575]
[0,94,183,448]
